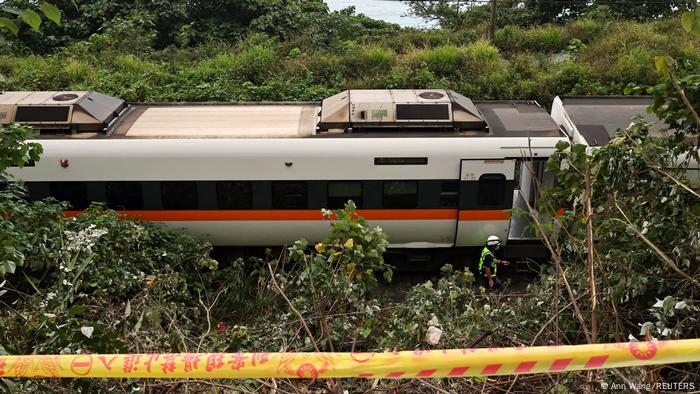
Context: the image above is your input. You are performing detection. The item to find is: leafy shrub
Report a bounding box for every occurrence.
[343,44,395,77]
[527,25,567,52]
[386,64,440,89]
[302,53,346,85]
[0,196,216,356]
[6,55,68,90]
[233,43,278,84]
[100,11,158,55]
[425,45,464,76]
[404,45,463,77]
[582,21,668,82]
[495,25,566,53]
[566,18,606,43]
[113,54,152,74]
[462,39,501,76]
[509,52,541,79]
[541,61,607,96]
[494,25,528,52]
[612,47,660,85]
[477,69,517,99]
[64,59,90,84]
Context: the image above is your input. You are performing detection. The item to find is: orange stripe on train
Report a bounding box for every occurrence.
[64,209,511,221]
[458,210,510,221]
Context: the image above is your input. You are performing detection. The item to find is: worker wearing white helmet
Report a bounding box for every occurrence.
[478,235,510,290]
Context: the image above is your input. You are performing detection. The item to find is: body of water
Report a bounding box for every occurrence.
[324,0,432,28]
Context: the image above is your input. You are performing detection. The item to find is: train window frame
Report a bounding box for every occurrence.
[327,181,363,209]
[49,181,89,210]
[271,181,308,210]
[477,174,506,207]
[106,181,143,210]
[439,181,459,208]
[216,181,253,210]
[382,181,418,209]
[161,181,198,210]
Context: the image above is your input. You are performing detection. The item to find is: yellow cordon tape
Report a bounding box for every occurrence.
[1,339,698,379]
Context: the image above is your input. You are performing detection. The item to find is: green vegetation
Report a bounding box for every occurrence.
[0,3,697,105]
[0,1,699,392]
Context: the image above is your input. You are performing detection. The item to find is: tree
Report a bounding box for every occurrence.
[601,0,698,21]
[524,0,589,23]
[406,0,472,30]
[0,1,61,36]
[531,7,700,349]
[0,0,336,52]
[522,0,697,24]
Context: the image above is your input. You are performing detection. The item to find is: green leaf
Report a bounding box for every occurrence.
[654,56,669,73]
[1,7,23,16]
[131,308,145,335]
[572,144,587,156]
[681,11,695,33]
[18,9,42,31]
[682,9,700,34]
[68,304,90,315]
[555,140,570,151]
[4,260,16,275]
[0,17,19,36]
[39,2,61,26]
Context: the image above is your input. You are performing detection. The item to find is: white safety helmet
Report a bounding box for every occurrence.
[486,235,501,246]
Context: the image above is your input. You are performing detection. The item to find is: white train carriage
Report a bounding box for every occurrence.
[13,89,688,254]
[551,96,700,182]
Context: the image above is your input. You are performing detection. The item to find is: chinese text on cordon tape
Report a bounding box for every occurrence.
[1,339,698,379]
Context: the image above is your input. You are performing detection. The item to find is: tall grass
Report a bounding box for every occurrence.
[495,25,567,53]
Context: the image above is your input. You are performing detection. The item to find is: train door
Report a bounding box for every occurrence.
[455,159,516,247]
[508,160,547,242]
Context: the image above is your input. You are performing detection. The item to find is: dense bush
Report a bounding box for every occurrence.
[2,16,695,106]
[494,24,567,53]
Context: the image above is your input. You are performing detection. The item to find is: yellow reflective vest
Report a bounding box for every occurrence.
[479,246,497,277]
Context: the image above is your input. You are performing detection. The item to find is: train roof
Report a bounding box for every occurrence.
[556,96,668,146]
[474,101,562,138]
[110,103,319,138]
[0,90,566,139]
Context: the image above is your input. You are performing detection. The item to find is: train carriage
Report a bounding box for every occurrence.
[4,89,693,260]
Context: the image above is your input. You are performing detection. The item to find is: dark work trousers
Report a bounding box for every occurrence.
[481,275,502,291]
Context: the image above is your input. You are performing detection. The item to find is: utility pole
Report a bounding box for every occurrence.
[489,0,497,43]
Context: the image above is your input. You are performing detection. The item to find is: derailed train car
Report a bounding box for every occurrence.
[2,89,695,259]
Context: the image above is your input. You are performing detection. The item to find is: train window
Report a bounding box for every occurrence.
[106,182,143,210]
[440,181,459,208]
[216,181,253,209]
[383,181,418,209]
[161,181,198,210]
[272,181,307,209]
[327,181,362,209]
[477,174,506,206]
[49,182,88,210]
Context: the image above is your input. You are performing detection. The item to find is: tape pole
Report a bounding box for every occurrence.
[0,339,698,379]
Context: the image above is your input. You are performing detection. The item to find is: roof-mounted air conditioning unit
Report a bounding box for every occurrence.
[318,89,486,131]
[0,91,126,133]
